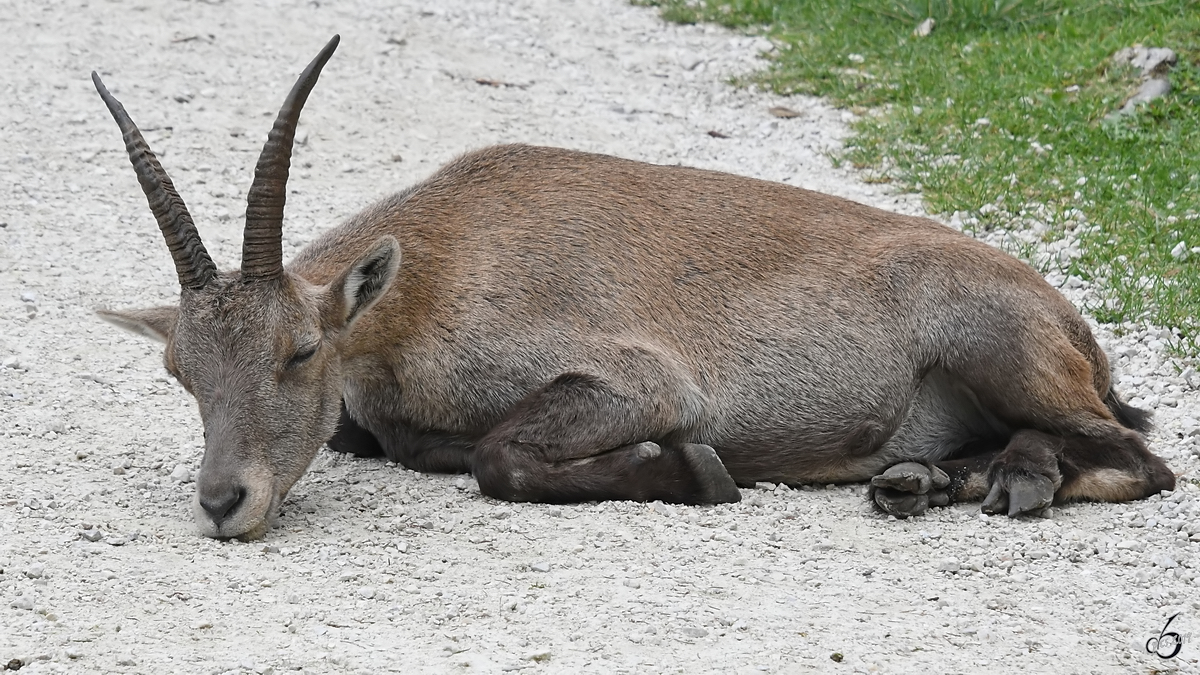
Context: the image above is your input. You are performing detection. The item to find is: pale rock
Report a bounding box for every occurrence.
[937,558,960,572]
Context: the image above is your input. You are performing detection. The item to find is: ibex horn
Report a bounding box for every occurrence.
[241,34,340,280]
[92,72,217,291]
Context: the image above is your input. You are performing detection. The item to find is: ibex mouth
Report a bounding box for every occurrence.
[231,520,273,543]
[194,497,279,541]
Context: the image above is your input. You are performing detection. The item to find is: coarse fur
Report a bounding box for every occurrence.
[95,37,1175,539]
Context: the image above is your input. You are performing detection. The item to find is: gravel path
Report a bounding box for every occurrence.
[2,1,1199,673]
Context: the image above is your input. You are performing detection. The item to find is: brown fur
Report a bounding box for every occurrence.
[96,39,1175,539]
[1058,468,1150,502]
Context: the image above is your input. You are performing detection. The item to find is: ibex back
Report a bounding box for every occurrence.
[94,37,1174,540]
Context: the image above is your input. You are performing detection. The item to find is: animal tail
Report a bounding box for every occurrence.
[1103,386,1153,433]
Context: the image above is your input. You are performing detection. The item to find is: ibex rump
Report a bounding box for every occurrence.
[94,37,1175,540]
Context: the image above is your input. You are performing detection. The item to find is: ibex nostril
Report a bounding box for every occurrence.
[199,485,246,524]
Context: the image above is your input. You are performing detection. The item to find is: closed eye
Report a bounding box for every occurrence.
[286,344,319,369]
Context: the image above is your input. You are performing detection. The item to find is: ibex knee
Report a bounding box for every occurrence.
[473,442,536,503]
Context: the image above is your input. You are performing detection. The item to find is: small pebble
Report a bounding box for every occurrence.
[1152,554,1178,569]
[522,648,552,662]
[530,561,551,573]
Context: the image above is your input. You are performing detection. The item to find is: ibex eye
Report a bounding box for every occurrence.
[287,345,318,369]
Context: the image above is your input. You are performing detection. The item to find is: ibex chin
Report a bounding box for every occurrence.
[94,36,1174,540]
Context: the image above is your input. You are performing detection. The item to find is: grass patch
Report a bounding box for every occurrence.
[641,0,1200,356]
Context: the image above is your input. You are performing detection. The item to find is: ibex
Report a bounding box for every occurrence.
[94,36,1175,540]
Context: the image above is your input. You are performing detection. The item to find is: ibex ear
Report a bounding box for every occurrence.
[330,236,401,329]
[96,306,179,343]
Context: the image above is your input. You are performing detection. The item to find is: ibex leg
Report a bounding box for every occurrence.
[325,402,384,458]
[473,372,739,504]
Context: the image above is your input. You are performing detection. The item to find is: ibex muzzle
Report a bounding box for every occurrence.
[96,37,1174,540]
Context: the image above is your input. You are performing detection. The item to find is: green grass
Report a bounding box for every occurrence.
[642,0,1200,356]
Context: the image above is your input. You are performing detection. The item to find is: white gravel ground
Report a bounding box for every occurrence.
[2,1,1199,673]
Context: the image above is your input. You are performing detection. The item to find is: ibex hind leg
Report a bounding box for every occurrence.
[1041,424,1174,505]
[977,423,1174,516]
[868,370,1008,517]
[473,371,740,505]
[870,439,1002,518]
[873,424,1175,518]
[943,316,1173,515]
[872,432,1067,518]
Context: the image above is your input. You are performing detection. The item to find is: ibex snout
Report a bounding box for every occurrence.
[197,481,245,524]
[192,460,280,540]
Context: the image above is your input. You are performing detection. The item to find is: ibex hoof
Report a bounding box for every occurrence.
[870,462,950,518]
[681,443,741,504]
[981,474,1055,517]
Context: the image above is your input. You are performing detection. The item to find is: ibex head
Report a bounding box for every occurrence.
[94,36,400,540]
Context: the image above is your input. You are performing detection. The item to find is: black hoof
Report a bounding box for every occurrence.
[681,443,741,504]
[870,462,950,518]
[982,474,1055,517]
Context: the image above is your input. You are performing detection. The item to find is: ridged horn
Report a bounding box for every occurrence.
[92,72,217,290]
[241,35,340,279]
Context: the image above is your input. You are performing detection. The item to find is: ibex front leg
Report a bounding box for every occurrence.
[326,402,385,458]
[473,371,740,505]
